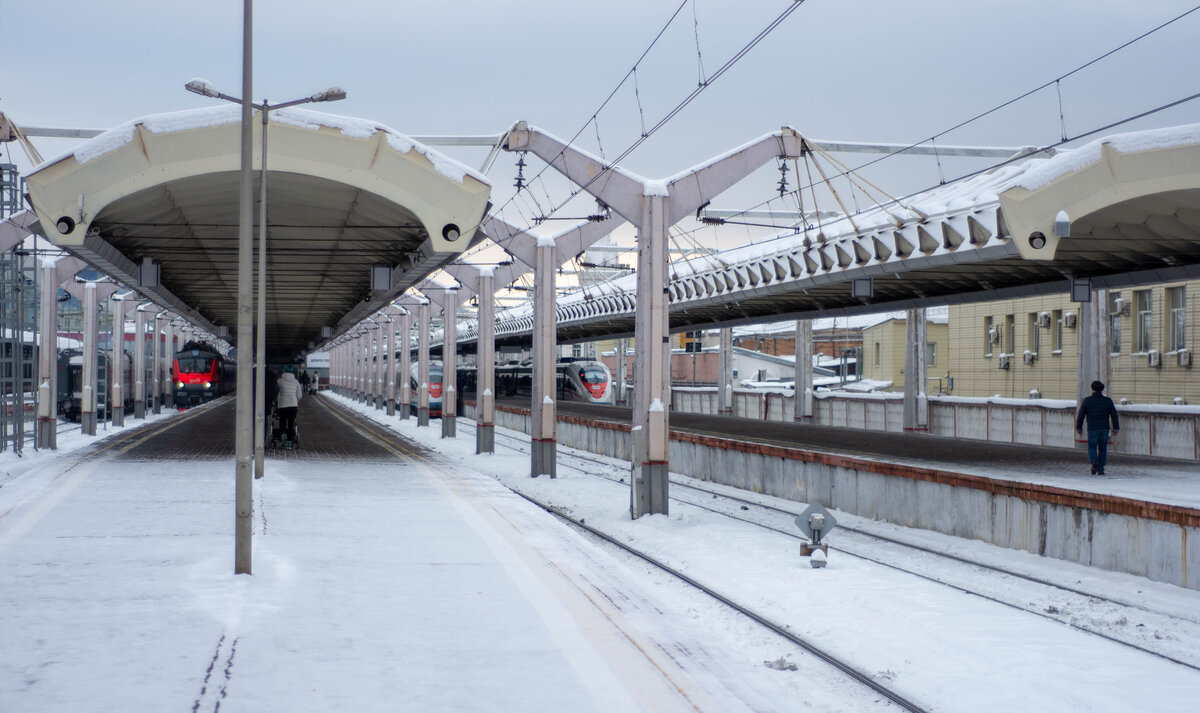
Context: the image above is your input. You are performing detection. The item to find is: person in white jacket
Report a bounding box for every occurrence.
[276,366,304,446]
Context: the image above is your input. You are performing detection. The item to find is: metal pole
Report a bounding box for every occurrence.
[35,262,57,449]
[81,283,98,435]
[417,302,430,426]
[476,269,495,453]
[531,239,556,477]
[441,289,457,438]
[794,320,813,421]
[234,0,255,575]
[399,311,412,419]
[111,296,126,426]
[719,327,733,416]
[254,101,268,480]
[134,308,146,419]
[385,317,396,415]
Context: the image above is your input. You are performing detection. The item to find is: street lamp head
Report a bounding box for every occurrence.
[310,87,347,103]
[184,78,222,99]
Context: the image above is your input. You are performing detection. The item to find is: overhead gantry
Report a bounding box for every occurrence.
[495,122,806,515]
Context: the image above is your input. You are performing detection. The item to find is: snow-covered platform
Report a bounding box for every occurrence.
[0,396,803,712]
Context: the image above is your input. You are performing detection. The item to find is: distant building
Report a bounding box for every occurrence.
[860,313,949,394]
[948,280,1197,404]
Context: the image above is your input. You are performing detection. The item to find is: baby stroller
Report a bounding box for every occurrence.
[268,407,284,449]
[270,406,300,449]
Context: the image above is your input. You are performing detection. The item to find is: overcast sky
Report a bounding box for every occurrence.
[3,0,1198,236]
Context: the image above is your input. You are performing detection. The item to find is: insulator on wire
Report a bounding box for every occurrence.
[513,152,528,192]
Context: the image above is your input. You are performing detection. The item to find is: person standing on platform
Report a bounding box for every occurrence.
[1075,380,1119,475]
[276,365,304,448]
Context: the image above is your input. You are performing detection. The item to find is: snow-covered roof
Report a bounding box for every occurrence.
[42,104,489,186]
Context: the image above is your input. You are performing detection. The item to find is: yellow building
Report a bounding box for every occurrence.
[861,314,950,393]
[948,280,1198,404]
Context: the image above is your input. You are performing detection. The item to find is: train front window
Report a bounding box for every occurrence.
[579,366,607,384]
[177,357,214,373]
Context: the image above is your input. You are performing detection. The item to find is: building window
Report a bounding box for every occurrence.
[926,342,937,367]
[1109,291,1122,353]
[1052,309,1063,352]
[1168,286,1186,351]
[1134,290,1152,352]
[873,342,880,367]
[1027,313,1039,355]
[1005,314,1015,355]
[984,316,994,356]
[571,343,582,358]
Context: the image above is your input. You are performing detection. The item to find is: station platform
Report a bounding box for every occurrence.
[0,394,798,713]
[538,399,1200,512]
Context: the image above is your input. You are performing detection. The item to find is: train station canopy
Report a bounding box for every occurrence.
[486,122,1200,344]
[23,105,491,360]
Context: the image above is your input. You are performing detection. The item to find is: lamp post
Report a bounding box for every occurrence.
[184,76,345,573]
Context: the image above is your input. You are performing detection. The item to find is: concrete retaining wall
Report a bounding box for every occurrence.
[470,401,1200,591]
[671,389,1200,462]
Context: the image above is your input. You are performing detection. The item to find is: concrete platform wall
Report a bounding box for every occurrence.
[671,389,1200,462]
[473,402,1200,591]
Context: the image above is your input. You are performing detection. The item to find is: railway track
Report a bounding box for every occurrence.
[325,400,931,712]
[457,418,1200,673]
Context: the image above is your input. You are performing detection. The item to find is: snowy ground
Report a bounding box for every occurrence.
[2,394,1198,712]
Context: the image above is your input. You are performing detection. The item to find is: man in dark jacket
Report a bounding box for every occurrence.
[1075,380,1120,474]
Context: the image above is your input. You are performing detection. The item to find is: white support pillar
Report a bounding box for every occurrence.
[417,302,431,426]
[903,308,929,432]
[162,318,175,409]
[476,269,495,453]
[631,194,670,513]
[371,323,383,409]
[111,296,127,426]
[794,320,814,421]
[615,338,628,406]
[441,288,458,439]
[385,317,397,416]
[531,238,557,476]
[35,262,58,449]
[355,331,364,403]
[149,313,161,415]
[81,283,99,435]
[1076,289,1112,448]
[718,328,733,416]
[133,308,147,419]
[399,311,413,419]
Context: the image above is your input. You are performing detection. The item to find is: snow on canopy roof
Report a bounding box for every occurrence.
[664,122,1200,280]
[493,122,1200,327]
[1016,122,1200,191]
[40,104,489,186]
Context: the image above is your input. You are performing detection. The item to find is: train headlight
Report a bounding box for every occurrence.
[204,382,212,389]
[176,381,184,389]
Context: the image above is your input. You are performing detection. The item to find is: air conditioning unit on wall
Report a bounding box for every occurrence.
[998,354,1011,369]
[1112,298,1130,316]
[1037,312,1051,328]
[1180,349,1193,367]
[988,327,1000,344]
[1023,351,1037,365]
[1063,312,1077,328]
[1148,349,1161,368]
